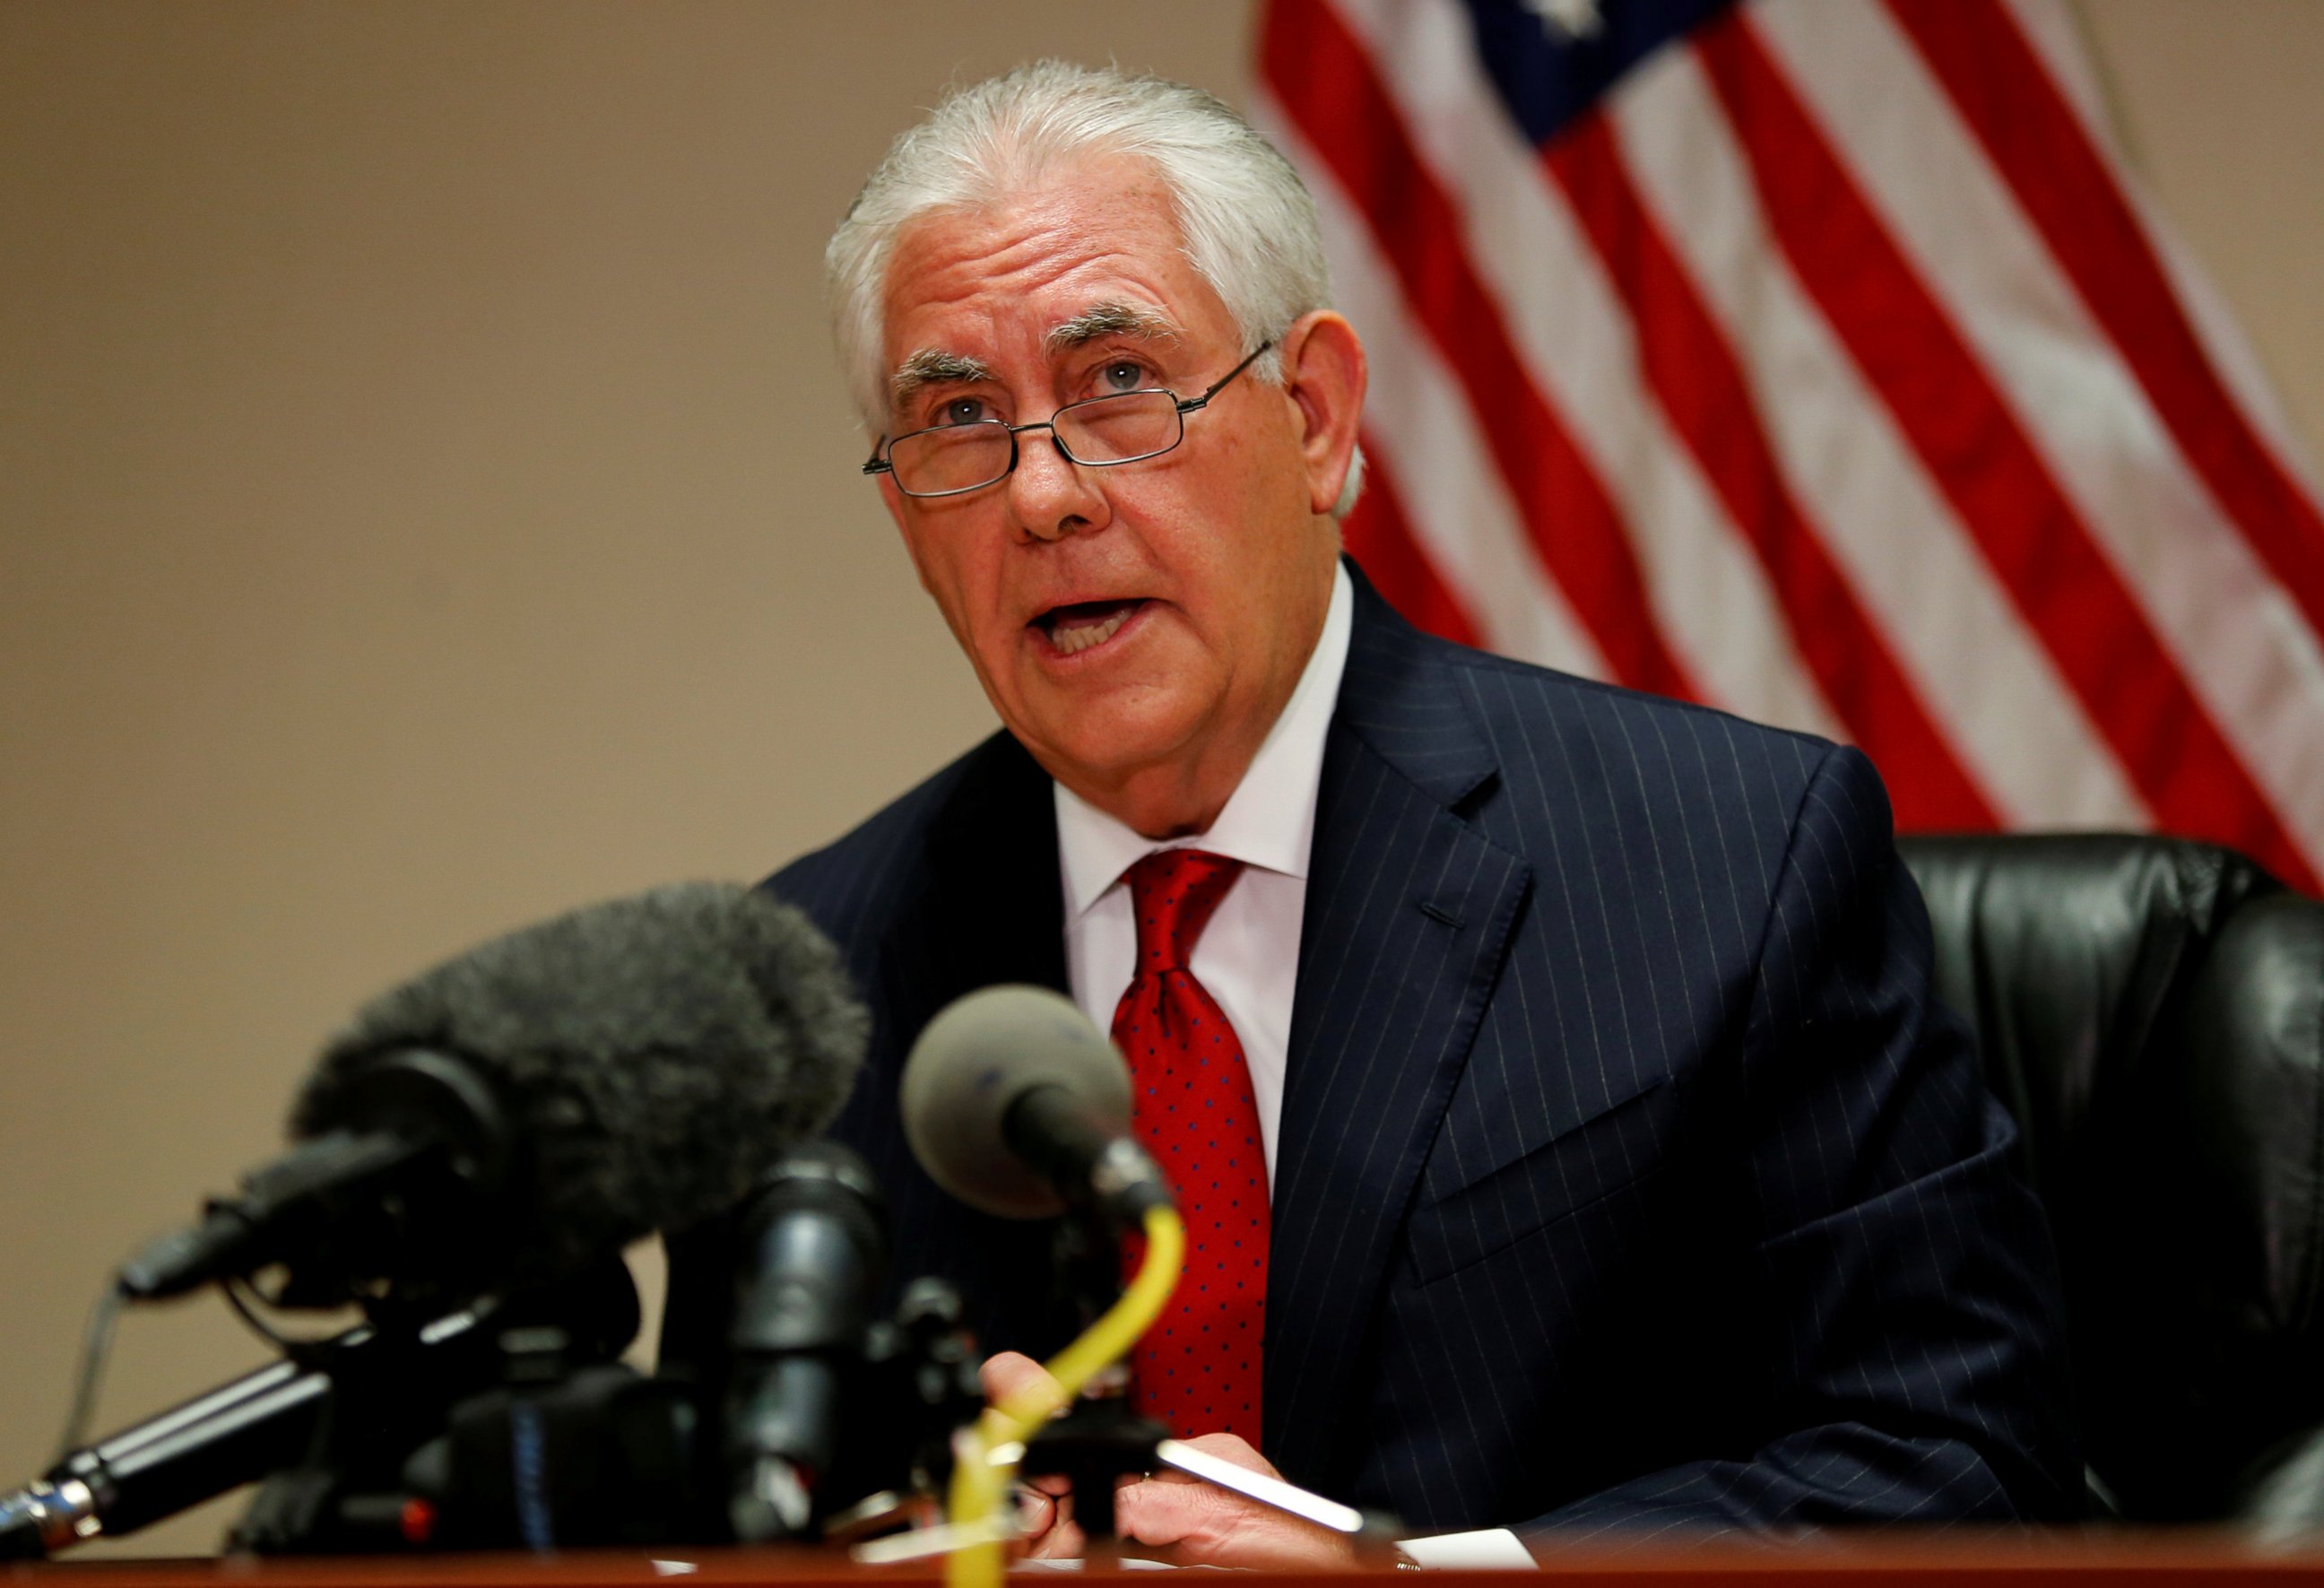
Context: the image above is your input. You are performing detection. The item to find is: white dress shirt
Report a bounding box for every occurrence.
[1054,562,1354,1190]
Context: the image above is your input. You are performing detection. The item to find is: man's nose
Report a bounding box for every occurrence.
[1006,427,1109,543]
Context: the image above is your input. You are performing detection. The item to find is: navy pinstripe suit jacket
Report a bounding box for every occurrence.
[672,563,2080,1538]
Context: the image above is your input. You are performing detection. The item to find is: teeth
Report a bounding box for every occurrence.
[1051,605,1136,655]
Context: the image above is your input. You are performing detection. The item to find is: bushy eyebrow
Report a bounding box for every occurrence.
[886,307,1180,418]
[1045,302,1184,352]
[889,348,997,414]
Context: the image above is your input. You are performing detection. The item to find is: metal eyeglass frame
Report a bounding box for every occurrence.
[861,341,1272,499]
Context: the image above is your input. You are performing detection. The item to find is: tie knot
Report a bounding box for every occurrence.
[1123,849,1244,974]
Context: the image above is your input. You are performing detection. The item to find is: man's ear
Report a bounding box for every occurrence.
[1278,310,1367,517]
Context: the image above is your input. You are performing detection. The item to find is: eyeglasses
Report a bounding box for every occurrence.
[862,342,1272,499]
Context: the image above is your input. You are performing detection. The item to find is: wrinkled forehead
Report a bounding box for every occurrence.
[875,159,1210,350]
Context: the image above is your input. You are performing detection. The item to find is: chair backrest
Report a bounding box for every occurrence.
[1899,835,2324,1523]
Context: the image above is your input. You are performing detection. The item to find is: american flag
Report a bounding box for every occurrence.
[1253,0,2324,892]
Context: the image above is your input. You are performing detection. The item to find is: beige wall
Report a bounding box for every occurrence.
[2077,0,2324,465]
[0,0,2315,1556]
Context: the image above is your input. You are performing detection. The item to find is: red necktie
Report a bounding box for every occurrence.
[1110,848,1269,1446]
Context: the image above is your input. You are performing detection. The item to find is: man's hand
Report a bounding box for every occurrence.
[977,1352,1357,1570]
[980,1351,1083,1559]
[1114,1433,1359,1571]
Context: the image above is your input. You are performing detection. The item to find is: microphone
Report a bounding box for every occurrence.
[899,985,1169,1222]
[724,1141,886,1542]
[0,1263,640,1560]
[119,881,867,1308]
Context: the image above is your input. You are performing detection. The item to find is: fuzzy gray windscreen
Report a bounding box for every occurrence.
[294,881,867,1283]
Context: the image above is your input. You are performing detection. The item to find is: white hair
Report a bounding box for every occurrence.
[826,60,1365,517]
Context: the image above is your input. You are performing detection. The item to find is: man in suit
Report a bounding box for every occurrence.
[669,62,2078,1561]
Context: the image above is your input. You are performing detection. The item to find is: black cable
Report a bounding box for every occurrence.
[222,1276,297,1354]
[54,1283,122,1464]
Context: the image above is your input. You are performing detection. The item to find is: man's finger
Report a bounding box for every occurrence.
[1173,1431,1273,1471]
[979,1349,1062,1413]
[1011,1482,1088,1560]
[983,1354,1079,1556]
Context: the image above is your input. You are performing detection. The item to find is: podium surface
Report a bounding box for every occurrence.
[14,1536,2324,1588]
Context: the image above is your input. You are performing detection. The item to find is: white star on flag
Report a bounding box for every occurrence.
[1522,0,1604,41]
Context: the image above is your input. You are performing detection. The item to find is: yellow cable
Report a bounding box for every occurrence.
[945,1205,1185,1588]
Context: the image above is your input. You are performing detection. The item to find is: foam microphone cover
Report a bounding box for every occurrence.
[294,881,867,1286]
[901,984,1131,1219]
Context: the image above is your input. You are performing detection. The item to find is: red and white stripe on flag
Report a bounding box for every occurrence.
[1253,0,2324,891]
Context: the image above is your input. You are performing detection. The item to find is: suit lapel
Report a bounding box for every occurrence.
[1262,570,1532,1486]
[876,732,1076,1352]
[903,731,1070,1010]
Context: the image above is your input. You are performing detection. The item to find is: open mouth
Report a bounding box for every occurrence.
[1034,598,1149,657]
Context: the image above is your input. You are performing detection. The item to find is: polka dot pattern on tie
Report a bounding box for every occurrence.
[1111,848,1269,1448]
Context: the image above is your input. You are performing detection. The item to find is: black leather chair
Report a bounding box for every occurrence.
[1899,834,2324,1527]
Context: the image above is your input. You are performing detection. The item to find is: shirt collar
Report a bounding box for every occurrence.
[1055,560,1355,919]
